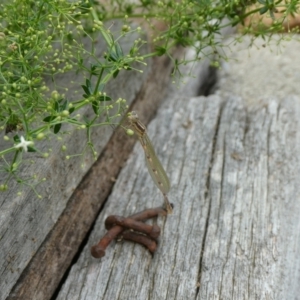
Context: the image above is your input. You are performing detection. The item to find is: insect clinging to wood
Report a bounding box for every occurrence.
[127,111,173,214]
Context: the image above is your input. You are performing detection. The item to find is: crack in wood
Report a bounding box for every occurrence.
[197,65,218,97]
[196,103,224,298]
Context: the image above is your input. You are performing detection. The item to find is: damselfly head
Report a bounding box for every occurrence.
[127,111,139,122]
[127,111,146,135]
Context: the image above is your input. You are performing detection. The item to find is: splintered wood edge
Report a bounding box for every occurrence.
[7,54,178,300]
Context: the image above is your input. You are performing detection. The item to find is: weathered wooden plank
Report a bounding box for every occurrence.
[56,93,300,299]
[198,96,300,299]
[0,24,151,300]
[55,86,223,299]
[216,35,300,106]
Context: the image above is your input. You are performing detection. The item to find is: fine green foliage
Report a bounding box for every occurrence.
[0,0,299,193]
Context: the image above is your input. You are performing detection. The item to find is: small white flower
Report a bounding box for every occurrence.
[15,136,33,152]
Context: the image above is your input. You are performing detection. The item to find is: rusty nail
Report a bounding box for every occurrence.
[120,231,157,254]
[91,207,166,258]
[105,215,160,239]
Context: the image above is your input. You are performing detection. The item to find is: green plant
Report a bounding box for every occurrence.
[0,0,299,194]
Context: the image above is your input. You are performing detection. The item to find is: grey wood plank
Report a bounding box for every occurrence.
[56,88,223,300]
[198,96,300,300]
[0,25,150,300]
[57,94,300,299]
[216,35,300,106]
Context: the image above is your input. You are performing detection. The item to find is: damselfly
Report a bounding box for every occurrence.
[128,111,173,214]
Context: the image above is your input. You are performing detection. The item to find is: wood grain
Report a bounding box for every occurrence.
[56,93,300,299]
[55,89,222,299]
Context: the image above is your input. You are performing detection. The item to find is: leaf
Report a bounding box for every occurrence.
[99,95,112,101]
[108,52,117,62]
[115,42,124,58]
[43,116,56,122]
[54,100,59,111]
[98,83,105,92]
[155,46,167,56]
[123,63,132,71]
[83,116,90,124]
[91,64,99,75]
[259,6,268,14]
[27,146,37,152]
[13,135,20,142]
[86,78,92,90]
[54,123,61,134]
[92,101,99,114]
[81,84,91,96]
[105,48,118,62]
[61,100,68,110]
[69,107,75,114]
[113,69,119,78]
[106,41,123,62]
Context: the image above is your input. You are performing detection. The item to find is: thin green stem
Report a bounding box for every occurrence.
[0,147,18,157]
